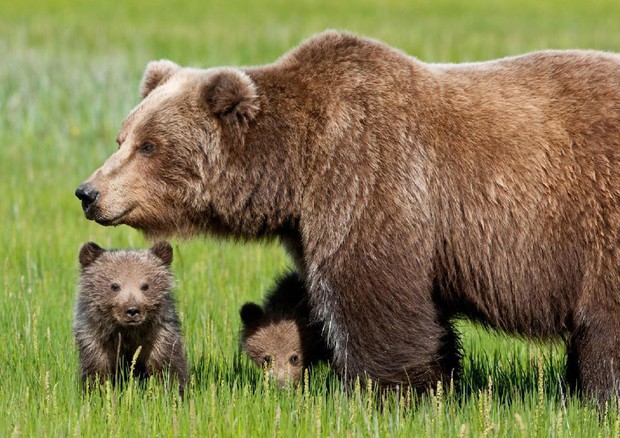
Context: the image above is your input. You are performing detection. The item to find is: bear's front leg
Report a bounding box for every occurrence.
[308,254,460,393]
[76,337,113,389]
[147,328,189,396]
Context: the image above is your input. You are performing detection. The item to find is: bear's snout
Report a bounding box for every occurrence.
[120,304,144,325]
[125,307,140,318]
[75,183,99,212]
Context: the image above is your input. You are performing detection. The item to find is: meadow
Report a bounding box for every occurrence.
[1,0,620,435]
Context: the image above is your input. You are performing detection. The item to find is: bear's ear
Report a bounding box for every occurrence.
[140,60,180,99]
[150,241,173,266]
[79,242,105,267]
[240,302,264,327]
[201,69,260,135]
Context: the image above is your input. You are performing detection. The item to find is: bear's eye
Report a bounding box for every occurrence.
[139,141,156,155]
[289,354,299,366]
[262,355,272,365]
[140,283,149,292]
[110,283,121,292]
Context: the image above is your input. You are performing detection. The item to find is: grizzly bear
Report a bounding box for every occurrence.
[240,271,330,386]
[74,241,188,394]
[76,31,620,403]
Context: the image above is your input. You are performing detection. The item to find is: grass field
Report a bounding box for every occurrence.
[2,0,620,436]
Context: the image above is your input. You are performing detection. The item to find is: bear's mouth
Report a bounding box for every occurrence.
[94,205,137,226]
[119,317,145,326]
[82,203,98,221]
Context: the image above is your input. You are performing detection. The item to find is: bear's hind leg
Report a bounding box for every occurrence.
[567,305,620,406]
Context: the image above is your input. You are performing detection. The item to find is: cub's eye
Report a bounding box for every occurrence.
[140,283,149,292]
[262,355,272,365]
[110,283,121,292]
[289,354,299,366]
[139,141,156,155]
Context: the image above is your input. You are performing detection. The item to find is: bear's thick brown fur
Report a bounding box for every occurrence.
[76,31,620,403]
[240,272,331,386]
[74,241,188,394]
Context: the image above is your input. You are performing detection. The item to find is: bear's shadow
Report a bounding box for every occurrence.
[189,342,571,406]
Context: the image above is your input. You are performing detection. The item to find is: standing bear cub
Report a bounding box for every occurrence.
[240,272,330,387]
[77,31,620,403]
[74,241,188,394]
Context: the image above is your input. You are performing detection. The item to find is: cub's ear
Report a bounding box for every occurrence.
[79,242,105,267]
[140,60,180,99]
[201,69,260,135]
[240,302,264,327]
[150,241,173,266]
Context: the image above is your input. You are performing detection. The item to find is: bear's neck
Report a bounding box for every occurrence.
[193,68,310,240]
[244,55,440,269]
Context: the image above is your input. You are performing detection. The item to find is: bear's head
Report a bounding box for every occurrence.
[75,61,266,239]
[239,302,310,387]
[77,241,174,327]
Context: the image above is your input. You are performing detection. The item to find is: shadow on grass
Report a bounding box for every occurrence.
[188,325,599,411]
[457,342,571,404]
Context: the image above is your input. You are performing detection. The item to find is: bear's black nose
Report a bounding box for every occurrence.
[126,307,140,318]
[75,184,99,210]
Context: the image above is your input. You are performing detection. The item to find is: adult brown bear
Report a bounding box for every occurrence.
[76,31,620,403]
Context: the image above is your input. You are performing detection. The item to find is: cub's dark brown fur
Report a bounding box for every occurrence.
[240,272,330,386]
[77,31,620,403]
[74,242,188,394]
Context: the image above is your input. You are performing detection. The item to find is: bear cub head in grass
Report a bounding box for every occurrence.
[239,272,330,387]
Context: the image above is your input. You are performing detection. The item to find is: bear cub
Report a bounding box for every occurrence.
[240,272,330,387]
[74,241,188,394]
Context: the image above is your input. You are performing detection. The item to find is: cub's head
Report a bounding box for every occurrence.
[75,61,260,239]
[239,302,310,387]
[77,241,174,327]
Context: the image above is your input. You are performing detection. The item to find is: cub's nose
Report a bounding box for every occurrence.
[126,307,140,318]
[75,183,99,210]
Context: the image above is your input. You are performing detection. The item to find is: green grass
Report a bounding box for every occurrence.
[2,0,620,436]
